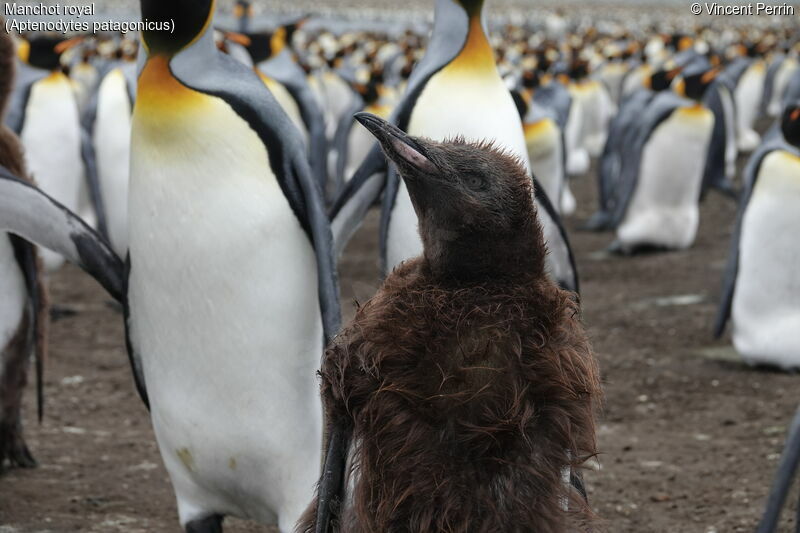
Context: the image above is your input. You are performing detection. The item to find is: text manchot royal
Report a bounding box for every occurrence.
[690,2,795,16]
[4,3,175,35]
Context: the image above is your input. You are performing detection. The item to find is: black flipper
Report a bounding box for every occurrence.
[0,165,124,300]
[79,125,109,239]
[0,164,150,407]
[757,406,800,533]
[315,423,350,533]
[9,235,46,422]
[330,144,388,259]
[331,93,366,195]
[534,178,580,294]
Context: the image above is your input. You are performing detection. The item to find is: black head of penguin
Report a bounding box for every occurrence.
[243,20,305,64]
[649,66,682,92]
[354,112,546,282]
[27,35,66,71]
[455,0,485,17]
[781,102,800,148]
[681,67,719,101]
[140,0,213,55]
[521,69,541,90]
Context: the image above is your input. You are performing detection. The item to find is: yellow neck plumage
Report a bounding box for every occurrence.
[443,15,496,76]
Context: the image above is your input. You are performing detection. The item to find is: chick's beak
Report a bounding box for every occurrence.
[354,113,437,175]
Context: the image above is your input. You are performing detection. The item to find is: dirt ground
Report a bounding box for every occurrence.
[1,147,798,532]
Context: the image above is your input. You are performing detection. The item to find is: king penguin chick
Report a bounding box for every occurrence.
[304,113,601,533]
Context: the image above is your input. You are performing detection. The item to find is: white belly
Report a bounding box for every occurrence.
[735,63,766,152]
[525,118,564,212]
[95,69,132,256]
[731,151,800,368]
[387,71,529,271]
[0,235,27,389]
[21,74,84,272]
[129,87,323,529]
[719,86,738,180]
[617,107,713,249]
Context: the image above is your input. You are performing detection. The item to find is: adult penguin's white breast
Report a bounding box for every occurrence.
[128,56,322,525]
[20,72,84,272]
[732,150,800,368]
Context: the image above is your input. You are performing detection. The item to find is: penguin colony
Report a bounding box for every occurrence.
[0,0,798,531]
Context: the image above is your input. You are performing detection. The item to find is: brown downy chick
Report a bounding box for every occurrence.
[303,114,601,533]
[0,21,48,472]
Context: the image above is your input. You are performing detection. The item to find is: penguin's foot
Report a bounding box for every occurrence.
[185,514,224,533]
[713,182,739,200]
[49,304,78,322]
[581,211,613,232]
[0,419,37,472]
[607,240,669,256]
[105,300,124,314]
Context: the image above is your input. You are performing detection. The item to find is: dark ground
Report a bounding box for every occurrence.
[0,149,798,532]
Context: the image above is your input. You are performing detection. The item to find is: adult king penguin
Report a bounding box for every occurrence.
[609,60,718,253]
[333,0,578,292]
[0,24,47,471]
[0,1,341,531]
[7,34,104,271]
[714,102,800,369]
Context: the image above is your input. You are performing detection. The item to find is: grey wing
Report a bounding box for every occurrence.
[701,82,736,197]
[288,149,342,343]
[782,69,800,108]
[761,55,784,116]
[79,125,108,239]
[331,144,387,259]
[596,89,652,218]
[8,234,47,421]
[534,83,572,131]
[262,53,330,196]
[4,62,47,134]
[0,164,124,301]
[332,92,365,194]
[534,179,579,293]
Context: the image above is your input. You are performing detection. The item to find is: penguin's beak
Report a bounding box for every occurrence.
[354,113,437,174]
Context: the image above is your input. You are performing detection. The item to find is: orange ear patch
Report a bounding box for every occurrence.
[701,68,720,85]
[54,36,84,54]
[225,32,252,47]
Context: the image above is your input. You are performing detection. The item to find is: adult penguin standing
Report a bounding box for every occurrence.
[586,65,682,231]
[6,34,106,270]
[332,0,579,292]
[608,59,718,253]
[0,1,341,531]
[244,20,330,198]
[714,102,800,368]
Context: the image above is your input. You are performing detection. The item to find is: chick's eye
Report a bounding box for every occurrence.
[465,175,484,190]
